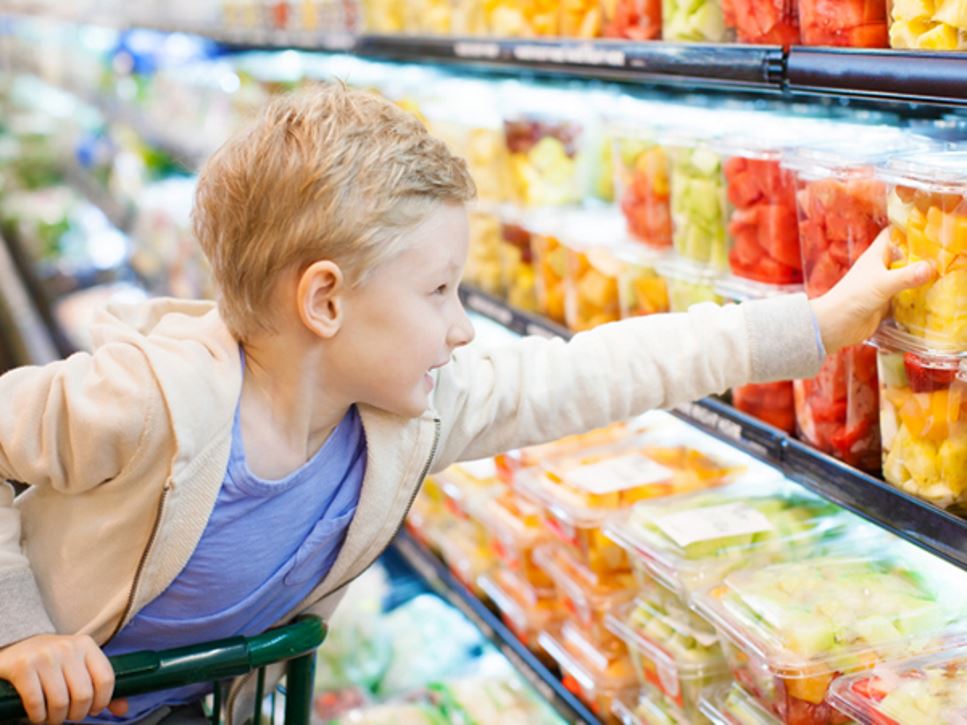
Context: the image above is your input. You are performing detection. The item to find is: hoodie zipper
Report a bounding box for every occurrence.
[105,480,173,643]
[224,416,442,723]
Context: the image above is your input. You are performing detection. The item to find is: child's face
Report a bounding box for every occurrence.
[334,202,475,418]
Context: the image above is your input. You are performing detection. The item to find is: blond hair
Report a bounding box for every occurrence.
[192,82,476,341]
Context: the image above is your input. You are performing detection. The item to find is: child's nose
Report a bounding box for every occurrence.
[448,307,475,350]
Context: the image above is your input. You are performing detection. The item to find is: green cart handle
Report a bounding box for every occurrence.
[0,616,326,723]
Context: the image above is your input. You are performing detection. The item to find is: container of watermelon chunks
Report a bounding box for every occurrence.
[829,642,967,725]
[723,0,801,44]
[799,0,889,46]
[783,135,934,471]
[603,0,663,39]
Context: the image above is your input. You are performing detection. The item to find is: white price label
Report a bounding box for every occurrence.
[654,503,774,548]
[563,454,673,495]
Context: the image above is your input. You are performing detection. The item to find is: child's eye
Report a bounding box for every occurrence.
[433,284,448,296]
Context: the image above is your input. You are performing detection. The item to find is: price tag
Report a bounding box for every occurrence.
[563,454,673,494]
[526,322,559,339]
[466,293,514,326]
[654,503,774,548]
[454,41,501,59]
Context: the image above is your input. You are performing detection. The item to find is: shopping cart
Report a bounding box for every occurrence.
[0,615,326,725]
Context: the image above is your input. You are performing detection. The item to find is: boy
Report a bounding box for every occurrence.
[0,84,933,725]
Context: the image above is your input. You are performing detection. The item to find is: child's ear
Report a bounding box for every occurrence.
[297,260,344,339]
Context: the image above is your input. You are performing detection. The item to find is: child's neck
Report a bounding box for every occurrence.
[237,335,349,481]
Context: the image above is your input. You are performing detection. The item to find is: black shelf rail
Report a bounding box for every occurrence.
[391,529,605,725]
[7,10,967,107]
[458,284,967,571]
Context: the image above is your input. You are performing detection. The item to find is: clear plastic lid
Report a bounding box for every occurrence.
[515,414,779,528]
[829,643,967,725]
[782,133,935,179]
[871,321,967,376]
[433,459,502,516]
[699,683,781,725]
[876,149,967,195]
[696,553,967,679]
[612,689,690,725]
[606,596,728,679]
[477,569,558,636]
[604,484,861,601]
[713,116,837,160]
[557,210,628,255]
[655,256,722,286]
[478,491,550,552]
[714,275,804,302]
[538,624,638,694]
[533,544,636,616]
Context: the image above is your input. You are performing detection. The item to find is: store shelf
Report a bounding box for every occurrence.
[0,233,60,368]
[458,284,967,572]
[390,529,605,725]
[61,157,133,232]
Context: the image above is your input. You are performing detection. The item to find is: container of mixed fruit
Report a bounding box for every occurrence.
[695,552,967,725]
[538,620,638,720]
[877,148,967,352]
[872,323,967,511]
[606,589,731,721]
[612,686,691,725]
[700,682,783,724]
[613,121,676,250]
[829,642,967,724]
[504,112,583,207]
[657,257,724,312]
[603,0,663,39]
[604,484,862,607]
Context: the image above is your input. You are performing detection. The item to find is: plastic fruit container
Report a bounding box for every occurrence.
[401,0,452,32]
[668,136,730,270]
[784,137,929,299]
[829,643,967,725]
[657,257,724,312]
[798,0,889,45]
[434,458,503,520]
[485,0,561,35]
[504,108,583,206]
[499,215,539,313]
[700,682,782,724]
[887,0,967,49]
[561,0,605,36]
[734,382,797,434]
[539,622,638,720]
[695,554,967,725]
[479,489,555,589]
[605,484,856,608]
[607,595,731,721]
[663,0,732,40]
[873,324,967,511]
[534,544,637,641]
[451,0,489,33]
[878,149,967,351]
[720,135,805,285]
[723,0,801,42]
[464,209,504,296]
[614,127,674,249]
[617,246,671,319]
[612,687,691,725]
[603,0,663,38]
[478,568,561,649]
[561,214,625,331]
[793,343,882,472]
[533,228,568,325]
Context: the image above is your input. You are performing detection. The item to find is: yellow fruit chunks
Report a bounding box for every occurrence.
[509,137,579,206]
[363,0,405,32]
[882,386,967,508]
[464,212,504,295]
[561,0,604,37]
[568,249,621,331]
[484,0,561,36]
[403,0,452,32]
[465,129,508,203]
[890,194,967,349]
[889,0,967,48]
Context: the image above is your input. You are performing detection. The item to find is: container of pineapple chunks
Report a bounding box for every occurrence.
[878,148,967,351]
[829,642,967,724]
[604,483,857,607]
[887,0,967,49]
[515,412,777,577]
[872,323,967,511]
[606,591,731,721]
[694,550,967,725]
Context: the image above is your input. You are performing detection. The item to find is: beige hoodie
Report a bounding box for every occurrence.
[0,293,823,720]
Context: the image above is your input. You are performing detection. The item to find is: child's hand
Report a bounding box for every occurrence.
[0,634,128,724]
[810,228,936,357]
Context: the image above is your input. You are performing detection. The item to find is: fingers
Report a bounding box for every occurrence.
[882,260,936,298]
[63,655,94,722]
[35,662,69,725]
[84,645,116,716]
[14,670,46,725]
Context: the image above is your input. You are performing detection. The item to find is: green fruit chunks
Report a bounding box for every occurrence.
[663,0,727,40]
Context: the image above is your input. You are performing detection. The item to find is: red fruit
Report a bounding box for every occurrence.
[903,353,959,393]
[851,677,889,703]
[759,203,803,270]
